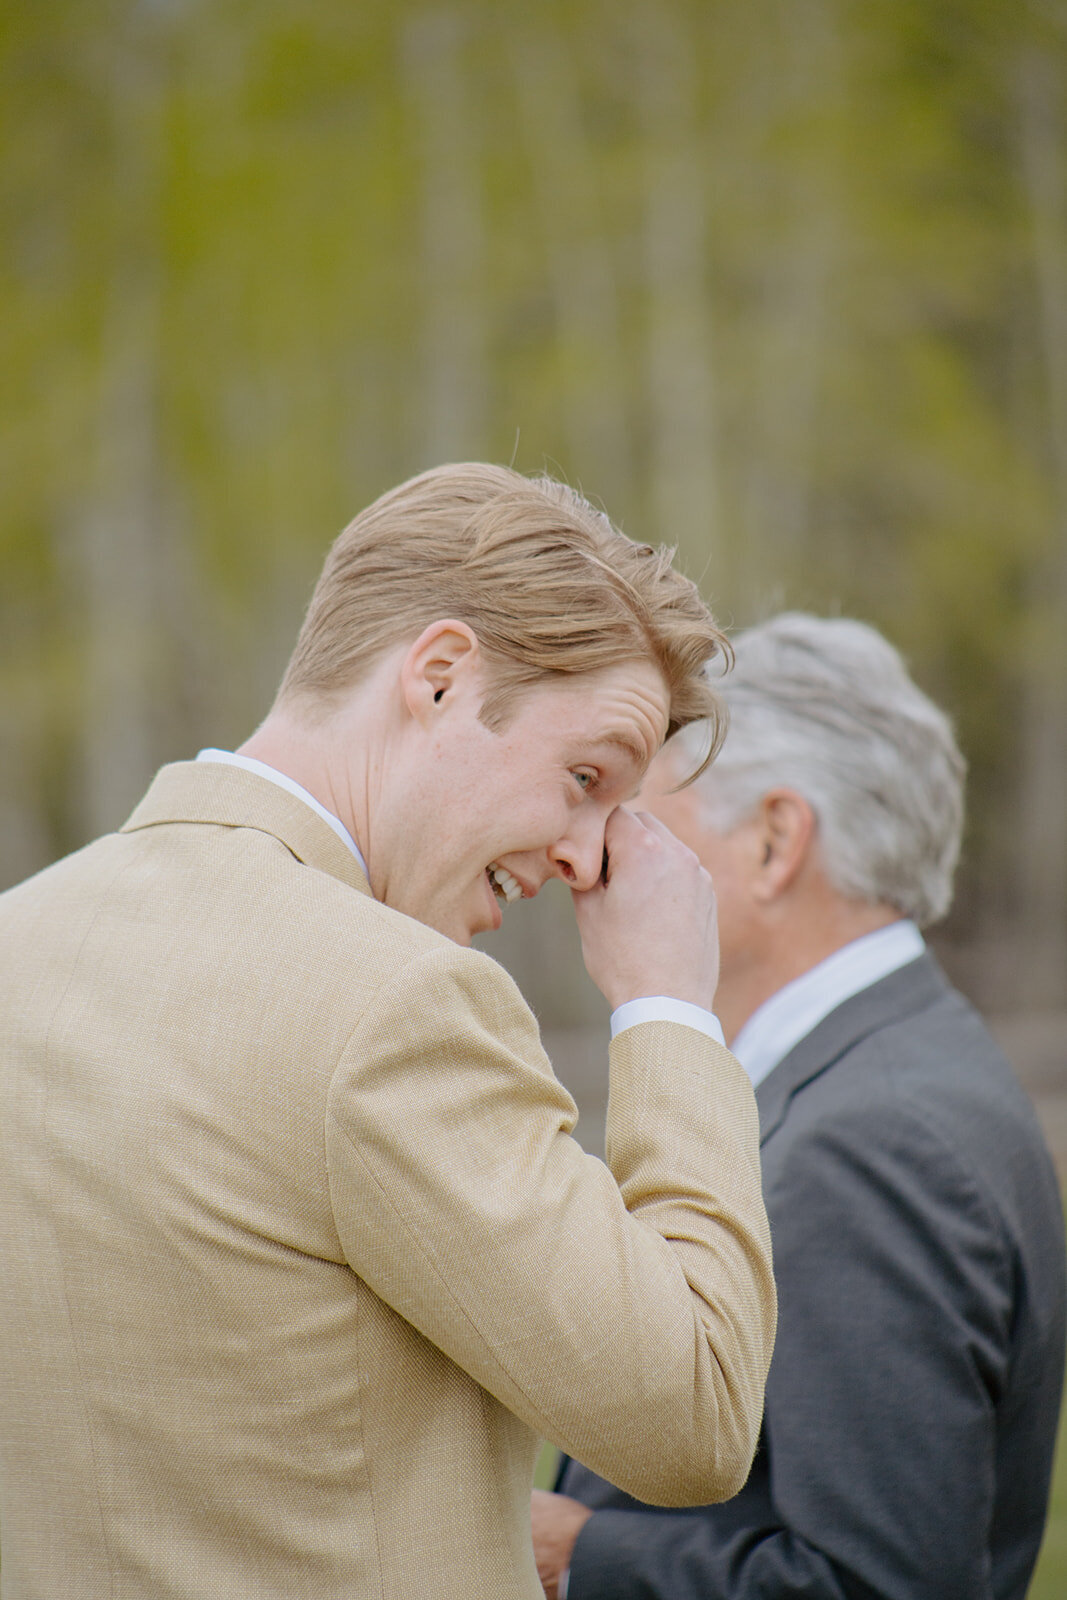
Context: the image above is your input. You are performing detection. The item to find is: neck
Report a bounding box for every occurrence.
[717,897,902,1046]
[238,689,387,866]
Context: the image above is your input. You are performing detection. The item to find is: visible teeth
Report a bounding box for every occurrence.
[488,864,522,904]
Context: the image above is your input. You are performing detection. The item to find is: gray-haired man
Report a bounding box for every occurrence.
[534,613,1065,1600]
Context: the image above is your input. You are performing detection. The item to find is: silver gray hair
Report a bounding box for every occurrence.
[674,613,966,926]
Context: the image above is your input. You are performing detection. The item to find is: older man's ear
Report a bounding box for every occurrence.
[750,788,818,902]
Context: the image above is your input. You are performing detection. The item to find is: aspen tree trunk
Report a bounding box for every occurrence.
[404,10,488,464]
[78,34,164,838]
[484,20,635,1027]
[1016,47,1067,1006]
[508,22,632,505]
[742,0,841,612]
[633,2,719,564]
[0,713,52,888]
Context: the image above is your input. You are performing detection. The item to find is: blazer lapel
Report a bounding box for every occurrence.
[755,953,950,1143]
[121,761,373,899]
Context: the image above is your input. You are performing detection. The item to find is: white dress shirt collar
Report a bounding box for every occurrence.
[731,920,926,1090]
[195,749,368,878]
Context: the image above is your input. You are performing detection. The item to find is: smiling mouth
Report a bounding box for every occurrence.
[487,863,522,904]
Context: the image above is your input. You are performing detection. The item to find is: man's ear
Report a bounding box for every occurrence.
[399,620,483,725]
[752,789,817,901]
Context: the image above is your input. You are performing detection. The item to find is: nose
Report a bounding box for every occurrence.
[548,812,608,892]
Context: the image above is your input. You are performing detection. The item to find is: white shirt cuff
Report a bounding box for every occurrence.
[609,996,725,1046]
[558,1567,570,1599]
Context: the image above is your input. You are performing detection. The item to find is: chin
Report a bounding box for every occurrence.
[422,905,477,946]
[403,879,497,946]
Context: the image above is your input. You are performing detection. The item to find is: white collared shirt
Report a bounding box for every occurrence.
[193,750,724,1047]
[195,749,369,877]
[730,920,927,1090]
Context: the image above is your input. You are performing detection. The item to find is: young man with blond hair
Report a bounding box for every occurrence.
[0,464,775,1600]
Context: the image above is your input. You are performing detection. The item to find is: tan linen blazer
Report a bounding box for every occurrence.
[0,761,775,1600]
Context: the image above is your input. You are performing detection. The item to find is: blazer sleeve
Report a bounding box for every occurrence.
[323,940,776,1507]
[563,1082,1017,1599]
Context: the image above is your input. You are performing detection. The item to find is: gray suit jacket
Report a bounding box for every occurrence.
[561,954,1066,1600]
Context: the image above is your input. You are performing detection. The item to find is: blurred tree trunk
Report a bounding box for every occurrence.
[509,21,632,505]
[741,0,841,613]
[404,10,488,464]
[77,31,164,838]
[0,712,52,885]
[1015,44,1067,1006]
[634,2,720,566]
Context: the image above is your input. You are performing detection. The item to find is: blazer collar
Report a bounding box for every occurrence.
[755,952,949,1143]
[121,761,373,899]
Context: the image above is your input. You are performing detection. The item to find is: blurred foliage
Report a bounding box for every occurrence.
[2,0,1066,1007]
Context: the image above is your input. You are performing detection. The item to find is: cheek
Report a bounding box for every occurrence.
[713,873,766,975]
[512,800,567,851]
[701,847,751,941]
[711,873,744,936]
[497,757,564,817]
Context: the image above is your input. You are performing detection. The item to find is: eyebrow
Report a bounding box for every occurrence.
[590,730,656,769]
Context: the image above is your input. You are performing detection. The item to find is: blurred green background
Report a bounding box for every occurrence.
[3,0,1066,1019]
[2,0,1065,1586]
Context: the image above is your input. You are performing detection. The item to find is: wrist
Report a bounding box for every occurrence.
[610,997,725,1045]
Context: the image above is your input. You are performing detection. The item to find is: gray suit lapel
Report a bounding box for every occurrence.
[755,954,949,1142]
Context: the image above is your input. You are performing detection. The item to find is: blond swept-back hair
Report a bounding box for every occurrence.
[279,463,729,764]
